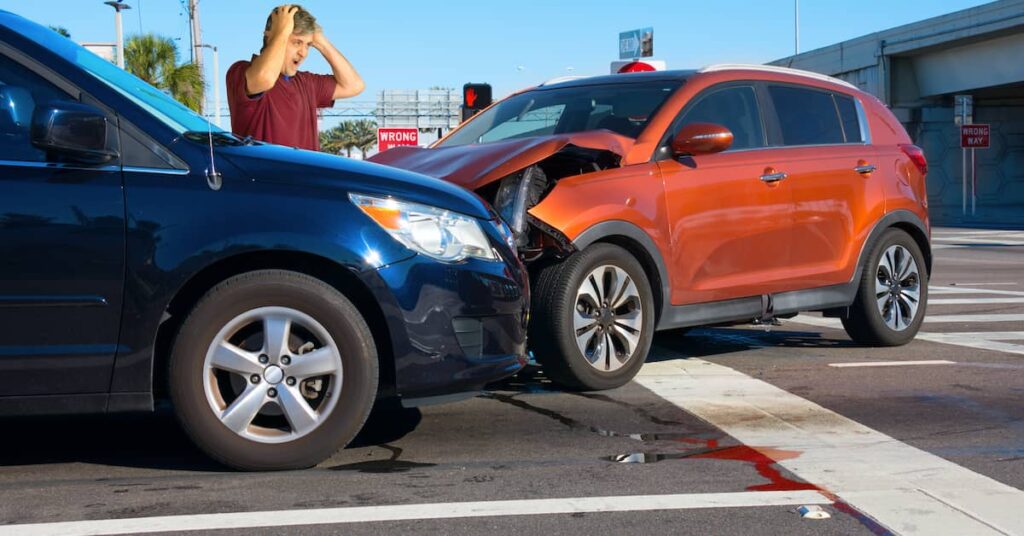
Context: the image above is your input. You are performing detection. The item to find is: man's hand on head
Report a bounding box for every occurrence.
[311,26,329,52]
[268,4,298,39]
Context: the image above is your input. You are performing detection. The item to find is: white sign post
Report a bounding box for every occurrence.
[955,95,973,216]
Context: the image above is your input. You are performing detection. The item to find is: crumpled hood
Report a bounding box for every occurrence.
[368,131,635,190]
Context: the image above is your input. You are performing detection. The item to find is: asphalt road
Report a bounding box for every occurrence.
[1,227,1022,536]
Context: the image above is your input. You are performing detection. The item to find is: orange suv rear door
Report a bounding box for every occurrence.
[762,84,886,289]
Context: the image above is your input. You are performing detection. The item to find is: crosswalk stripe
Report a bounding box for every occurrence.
[828,360,956,368]
[920,331,1024,340]
[930,297,1024,305]
[635,358,1024,535]
[924,314,1024,323]
[0,491,830,536]
[915,333,1024,356]
[932,239,1024,246]
[789,314,1024,328]
[788,315,1024,356]
[933,297,1024,305]
[929,285,1024,297]
[931,230,1024,236]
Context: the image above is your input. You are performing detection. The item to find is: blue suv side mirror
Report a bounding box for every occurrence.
[31,101,118,164]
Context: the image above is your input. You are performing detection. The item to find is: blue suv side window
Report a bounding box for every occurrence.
[0,53,75,162]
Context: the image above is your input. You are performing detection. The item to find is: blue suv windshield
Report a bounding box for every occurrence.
[5,10,220,134]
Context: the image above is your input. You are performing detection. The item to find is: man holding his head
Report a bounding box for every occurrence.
[227,4,364,151]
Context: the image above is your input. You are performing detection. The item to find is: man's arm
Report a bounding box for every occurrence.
[312,31,365,99]
[245,5,296,95]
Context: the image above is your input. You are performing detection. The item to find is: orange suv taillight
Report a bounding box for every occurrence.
[899,144,928,176]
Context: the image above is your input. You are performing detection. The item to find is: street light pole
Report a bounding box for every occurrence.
[104,1,131,69]
[794,0,800,55]
[198,43,221,128]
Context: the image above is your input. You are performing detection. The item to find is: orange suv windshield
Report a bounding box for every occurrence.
[439,81,683,147]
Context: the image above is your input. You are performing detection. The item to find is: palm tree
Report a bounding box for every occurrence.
[320,123,357,157]
[348,119,379,159]
[124,34,204,112]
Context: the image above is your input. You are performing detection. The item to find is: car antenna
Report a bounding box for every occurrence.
[205,114,222,191]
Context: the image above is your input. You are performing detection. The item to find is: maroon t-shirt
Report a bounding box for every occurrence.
[226,59,336,151]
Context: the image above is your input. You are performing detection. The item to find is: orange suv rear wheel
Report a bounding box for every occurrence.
[842,229,929,346]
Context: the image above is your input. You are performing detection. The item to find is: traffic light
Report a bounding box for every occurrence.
[461,83,492,122]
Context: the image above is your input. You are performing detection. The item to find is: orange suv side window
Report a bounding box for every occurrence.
[677,86,766,150]
[767,85,853,146]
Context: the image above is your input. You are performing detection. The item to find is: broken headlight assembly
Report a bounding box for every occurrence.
[494,165,548,248]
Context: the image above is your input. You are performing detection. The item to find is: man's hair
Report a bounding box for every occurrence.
[264,5,319,36]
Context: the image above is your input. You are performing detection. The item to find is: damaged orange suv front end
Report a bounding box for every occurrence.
[370,65,931,391]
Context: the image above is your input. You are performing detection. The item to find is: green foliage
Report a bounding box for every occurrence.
[320,119,379,159]
[124,34,205,112]
[48,26,71,38]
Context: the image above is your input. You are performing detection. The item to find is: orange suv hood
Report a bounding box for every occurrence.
[368,131,634,190]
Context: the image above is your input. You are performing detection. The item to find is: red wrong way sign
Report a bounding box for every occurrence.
[961,124,990,148]
[377,128,419,152]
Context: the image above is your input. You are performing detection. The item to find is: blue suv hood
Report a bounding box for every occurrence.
[218,144,494,220]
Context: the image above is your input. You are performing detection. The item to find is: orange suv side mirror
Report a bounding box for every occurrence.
[671,123,734,157]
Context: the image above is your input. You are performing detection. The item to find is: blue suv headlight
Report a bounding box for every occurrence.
[351,194,498,263]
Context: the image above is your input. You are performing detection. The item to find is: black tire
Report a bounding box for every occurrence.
[842,229,928,346]
[530,244,655,390]
[169,270,378,471]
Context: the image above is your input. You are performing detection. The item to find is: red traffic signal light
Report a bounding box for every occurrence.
[617,61,657,73]
[463,83,492,110]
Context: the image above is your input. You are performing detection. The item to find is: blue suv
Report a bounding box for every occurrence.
[0,11,528,470]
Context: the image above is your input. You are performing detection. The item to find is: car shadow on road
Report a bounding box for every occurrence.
[347,401,423,448]
[649,326,857,361]
[0,402,424,472]
[0,409,223,471]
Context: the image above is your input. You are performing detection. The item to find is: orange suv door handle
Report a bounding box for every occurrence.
[760,171,788,183]
[854,164,877,175]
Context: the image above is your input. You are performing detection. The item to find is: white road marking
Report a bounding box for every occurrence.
[930,297,1024,305]
[943,283,1019,287]
[828,360,956,368]
[934,256,1024,266]
[931,237,1024,246]
[932,230,1024,237]
[929,285,1024,297]
[924,314,1024,323]
[915,333,1024,357]
[789,314,1024,329]
[921,332,1024,340]
[788,315,1024,356]
[0,491,830,536]
[635,357,1024,535]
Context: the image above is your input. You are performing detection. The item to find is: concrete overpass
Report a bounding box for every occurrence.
[771,0,1024,227]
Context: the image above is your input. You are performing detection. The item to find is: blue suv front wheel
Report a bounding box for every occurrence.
[169,270,378,471]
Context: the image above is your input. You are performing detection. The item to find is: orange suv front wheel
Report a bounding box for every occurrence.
[530,244,655,390]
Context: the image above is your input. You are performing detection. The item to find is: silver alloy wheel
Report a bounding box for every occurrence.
[202,306,343,444]
[874,245,921,331]
[573,265,643,372]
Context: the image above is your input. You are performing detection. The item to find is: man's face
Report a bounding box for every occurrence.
[281,33,313,76]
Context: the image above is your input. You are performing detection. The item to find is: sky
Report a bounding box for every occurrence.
[2,0,994,120]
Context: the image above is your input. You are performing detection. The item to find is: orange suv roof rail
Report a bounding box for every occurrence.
[698,64,858,90]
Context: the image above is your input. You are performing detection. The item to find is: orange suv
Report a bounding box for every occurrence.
[371,64,931,390]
